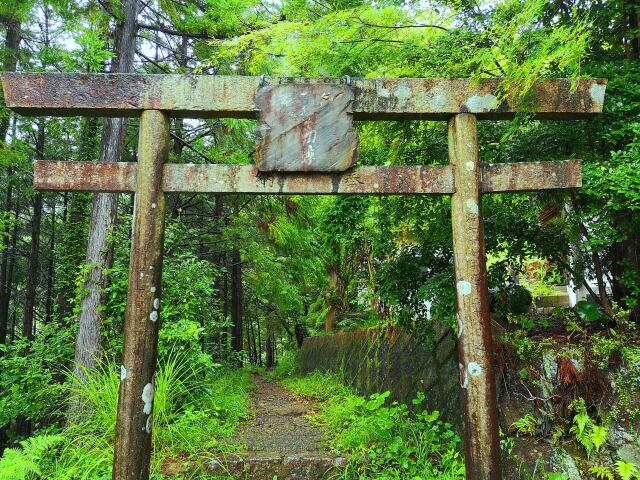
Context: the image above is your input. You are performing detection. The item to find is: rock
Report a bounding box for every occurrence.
[609,426,640,464]
[540,349,557,399]
[551,447,582,480]
[435,334,456,366]
[207,452,347,480]
[499,390,534,432]
[608,425,634,449]
[617,443,640,466]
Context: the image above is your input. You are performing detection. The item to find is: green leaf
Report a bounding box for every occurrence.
[576,300,604,323]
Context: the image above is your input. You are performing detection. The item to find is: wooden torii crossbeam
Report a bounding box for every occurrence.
[1,73,606,480]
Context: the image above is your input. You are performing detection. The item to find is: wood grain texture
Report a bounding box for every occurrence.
[2,73,607,120]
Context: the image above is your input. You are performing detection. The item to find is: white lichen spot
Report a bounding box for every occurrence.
[150,286,156,293]
[414,85,454,112]
[468,361,483,377]
[465,161,475,172]
[149,310,158,322]
[394,85,412,104]
[141,383,154,415]
[457,280,472,296]
[465,94,499,112]
[589,83,606,106]
[153,298,160,309]
[378,86,391,98]
[139,271,144,279]
[459,363,468,389]
[151,203,157,209]
[422,86,449,112]
[120,365,127,381]
[145,415,152,434]
[466,199,479,214]
[456,314,464,338]
[373,183,379,189]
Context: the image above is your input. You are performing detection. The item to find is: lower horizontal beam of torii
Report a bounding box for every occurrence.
[33,159,581,194]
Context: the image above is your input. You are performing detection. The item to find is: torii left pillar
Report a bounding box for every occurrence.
[113,110,169,480]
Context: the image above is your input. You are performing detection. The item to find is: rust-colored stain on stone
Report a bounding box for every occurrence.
[33,160,581,196]
[481,160,581,192]
[33,160,583,195]
[1,73,607,120]
[33,160,137,191]
[254,84,359,172]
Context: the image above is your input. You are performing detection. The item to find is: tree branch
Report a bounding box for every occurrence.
[356,17,448,32]
[137,22,214,39]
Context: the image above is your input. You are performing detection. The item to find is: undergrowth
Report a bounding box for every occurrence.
[0,353,252,480]
[282,371,465,480]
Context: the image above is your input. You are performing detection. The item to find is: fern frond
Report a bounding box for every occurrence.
[615,460,639,480]
[589,465,614,480]
[591,425,608,453]
[0,434,64,480]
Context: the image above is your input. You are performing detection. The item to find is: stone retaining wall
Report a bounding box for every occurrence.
[296,325,461,428]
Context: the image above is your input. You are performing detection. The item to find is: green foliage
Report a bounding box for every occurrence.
[491,285,533,320]
[0,362,252,479]
[62,26,114,72]
[615,460,640,480]
[590,331,624,369]
[511,414,539,437]
[610,345,640,423]
[471,0,590,101]
[520,258,564,297]
[576,300,605,324]
[284,372,464,479]
[0,434,64,480]
[590,465,615,480]
[0,323,74,437]
[592,462,640,480]
[568,398,608,459]
[501,330,552,361]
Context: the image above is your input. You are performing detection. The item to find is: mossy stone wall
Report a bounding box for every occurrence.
[296,325,461,428]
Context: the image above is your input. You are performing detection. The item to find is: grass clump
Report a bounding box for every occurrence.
[283,371,465,480]
[0,352,252,480]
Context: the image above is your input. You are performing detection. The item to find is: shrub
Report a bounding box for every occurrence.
[284,371,464,479]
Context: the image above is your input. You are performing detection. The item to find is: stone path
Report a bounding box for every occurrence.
[208,374,347,479]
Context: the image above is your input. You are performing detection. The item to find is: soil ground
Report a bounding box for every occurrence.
[234,374,327,454]
[208,374,347,479]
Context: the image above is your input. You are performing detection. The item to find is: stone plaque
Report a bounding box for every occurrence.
[255,84,359,172]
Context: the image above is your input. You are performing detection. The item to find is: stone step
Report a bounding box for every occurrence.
[206,452,348,479]
[535,294,570,308]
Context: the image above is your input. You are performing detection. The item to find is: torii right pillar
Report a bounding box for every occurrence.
[449,113,501,479]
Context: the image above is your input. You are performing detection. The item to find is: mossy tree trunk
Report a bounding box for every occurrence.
[70,0,139,419]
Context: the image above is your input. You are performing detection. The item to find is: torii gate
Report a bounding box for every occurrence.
[1,73,606,479]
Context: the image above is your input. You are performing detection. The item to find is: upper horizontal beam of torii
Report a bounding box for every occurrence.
[1,73,606,120]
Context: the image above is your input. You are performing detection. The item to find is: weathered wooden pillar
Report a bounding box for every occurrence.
[449,113,501,479]
[113,110,169,480]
